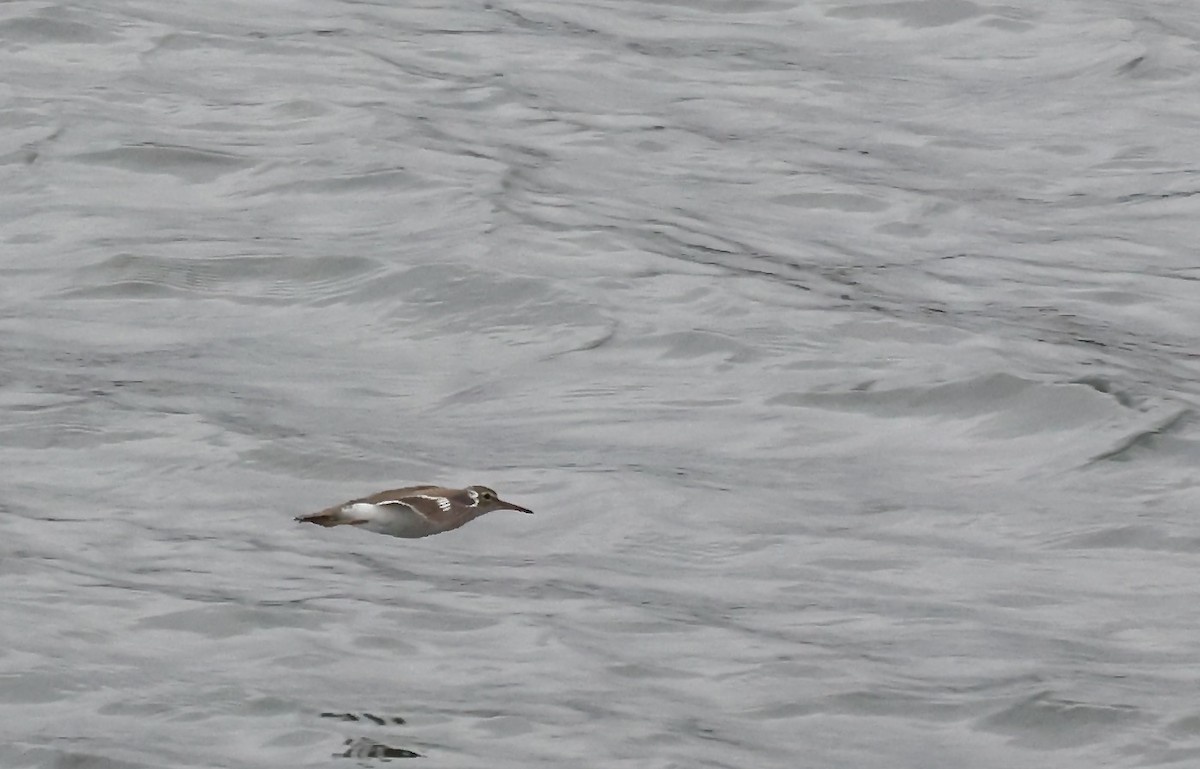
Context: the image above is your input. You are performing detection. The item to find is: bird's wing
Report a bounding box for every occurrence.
[297,486,445,527]
[362,486,455,521]
[357,485,442,505]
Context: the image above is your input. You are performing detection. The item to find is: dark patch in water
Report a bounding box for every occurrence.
[321,711,407,725]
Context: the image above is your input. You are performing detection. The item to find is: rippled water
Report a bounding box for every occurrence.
[4,1,1200,767]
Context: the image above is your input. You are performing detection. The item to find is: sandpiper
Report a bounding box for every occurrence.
[295,485,533,538]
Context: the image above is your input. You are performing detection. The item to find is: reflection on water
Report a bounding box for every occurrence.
[337,738,421,761]
[320,713,419,761]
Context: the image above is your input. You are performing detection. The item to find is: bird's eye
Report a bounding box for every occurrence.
[482,491,493,499]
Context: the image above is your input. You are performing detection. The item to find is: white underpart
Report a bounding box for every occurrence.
[342,501,432,537]
[343,501,404,521]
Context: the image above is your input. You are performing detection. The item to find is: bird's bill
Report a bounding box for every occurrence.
[497,498,534,514]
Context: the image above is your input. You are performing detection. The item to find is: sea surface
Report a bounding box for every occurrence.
[3,1,1200,767]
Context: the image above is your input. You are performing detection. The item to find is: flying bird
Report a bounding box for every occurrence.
[296,484,533,538]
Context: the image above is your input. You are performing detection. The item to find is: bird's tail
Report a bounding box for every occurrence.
[295,510,346,527]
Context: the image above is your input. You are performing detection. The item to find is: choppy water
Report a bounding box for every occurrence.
[3,1,1200,766]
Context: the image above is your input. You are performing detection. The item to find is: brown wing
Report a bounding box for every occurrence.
[295,485,442,526]
[359,485,455,523]
[357,485,444,506]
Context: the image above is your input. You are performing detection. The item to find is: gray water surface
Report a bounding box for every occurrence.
[3,1,1200,767]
